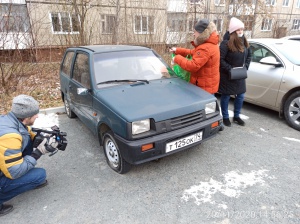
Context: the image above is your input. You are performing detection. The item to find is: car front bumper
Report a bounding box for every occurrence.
[114,114,223,165]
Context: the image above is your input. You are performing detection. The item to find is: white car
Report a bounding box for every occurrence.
[246,38,300,131]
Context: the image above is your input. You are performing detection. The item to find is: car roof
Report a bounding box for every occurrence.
[249,38,287,44]
[74,45,151,53]
[248,38,300,46]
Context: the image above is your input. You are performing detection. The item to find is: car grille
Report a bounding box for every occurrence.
[170,110,204,130]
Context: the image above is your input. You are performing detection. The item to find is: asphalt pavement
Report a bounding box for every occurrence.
[2,101,300,224]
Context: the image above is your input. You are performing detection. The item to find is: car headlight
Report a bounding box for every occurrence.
[205,102,216,114]
[132,119,150,135]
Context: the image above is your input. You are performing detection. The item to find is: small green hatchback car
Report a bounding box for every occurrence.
[59,45,223,174]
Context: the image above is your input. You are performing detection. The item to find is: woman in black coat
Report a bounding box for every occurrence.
[219,17,252,127]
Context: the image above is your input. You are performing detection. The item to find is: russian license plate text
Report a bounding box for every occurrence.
[166,131,203,153]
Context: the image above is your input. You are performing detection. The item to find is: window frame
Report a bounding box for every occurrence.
[50,12,80,34]
[134,15,154,34]
[0,4,30,33]
[282,0,289,6]
[189,0,202,4]
[72,52,90,88]
[261,18,272,31]
[292,19,300,30]
[101,14,116,34]
[213,18,223,32]
[61,51,75,77]
[265,0,276,6]
[214,0,225,6]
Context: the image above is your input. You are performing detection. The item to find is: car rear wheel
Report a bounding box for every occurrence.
[64,95,76,118]
[103,131,131,174]
[284,91,300,131]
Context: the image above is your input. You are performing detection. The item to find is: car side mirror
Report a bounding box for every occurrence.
[77,87,89,95]
[259,56,282,67]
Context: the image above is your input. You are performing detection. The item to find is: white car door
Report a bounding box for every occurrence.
[245,43,285,109]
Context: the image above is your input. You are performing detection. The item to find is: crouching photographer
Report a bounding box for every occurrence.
[0,95,66,216]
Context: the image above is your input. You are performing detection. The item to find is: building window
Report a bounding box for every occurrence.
[297,0,300,8]
[50,12,80,34]
[261,18,272,31]
[244,16,254,30]
[167,13,186,32]
[213,19,222,32]
[101,15,115,34]
[230,0,255,4]
[134,15,154,34]
[169,19,186,32]
[282,0,289,6]
[266,0,276,6]
[292,19,300,30]
[0,4,30,33]
[214,0,225,6]
[190,0,202,4]
[188,19,196,32]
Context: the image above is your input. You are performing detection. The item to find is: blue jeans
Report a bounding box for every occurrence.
[220,93,245,119]
[0,140,46,205]
[0,168,46,205]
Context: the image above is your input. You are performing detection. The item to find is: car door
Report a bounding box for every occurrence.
[246,43,285,108]
[69,51,95,131]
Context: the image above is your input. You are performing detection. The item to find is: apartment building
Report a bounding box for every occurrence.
[1,0,300,50]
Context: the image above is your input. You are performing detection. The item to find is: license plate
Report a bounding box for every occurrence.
[165,131,203,153]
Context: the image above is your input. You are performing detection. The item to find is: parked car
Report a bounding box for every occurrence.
[247,39,300,131]
[59,45,223,174]
[280,35,300,41]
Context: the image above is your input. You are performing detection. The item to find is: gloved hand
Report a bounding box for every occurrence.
[31,136,58,160]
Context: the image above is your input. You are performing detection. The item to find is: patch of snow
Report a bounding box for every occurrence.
[181,169,270,208]
[33,113,59,130]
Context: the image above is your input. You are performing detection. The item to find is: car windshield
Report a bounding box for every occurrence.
[93,50,174,85]
[272,41,300,65]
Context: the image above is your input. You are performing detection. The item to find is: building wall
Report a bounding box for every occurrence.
[1,0,300,51]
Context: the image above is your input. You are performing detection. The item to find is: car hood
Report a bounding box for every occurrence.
[95,78,215,122]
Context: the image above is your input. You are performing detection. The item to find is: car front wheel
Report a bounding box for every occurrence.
[103,131,131,174]
[284,91,300,131]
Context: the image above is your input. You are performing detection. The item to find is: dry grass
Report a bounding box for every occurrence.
[0,62,63,115]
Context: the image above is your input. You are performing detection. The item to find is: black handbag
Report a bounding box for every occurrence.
[230,66,247,80]
[229,49,248,80]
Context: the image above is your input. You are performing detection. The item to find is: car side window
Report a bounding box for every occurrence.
[250,44,276,62]
[72,53,91,89]
[61,51,74,77]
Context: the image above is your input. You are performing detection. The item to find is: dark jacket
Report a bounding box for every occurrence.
[218,33,252,95]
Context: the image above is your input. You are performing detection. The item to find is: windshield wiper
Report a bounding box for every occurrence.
[97,79,149,85]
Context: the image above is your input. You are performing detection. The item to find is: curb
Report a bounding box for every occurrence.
[39,106,65,115]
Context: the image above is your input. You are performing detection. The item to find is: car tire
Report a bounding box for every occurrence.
[284,91,300,131]
[64,95,76,118]
[103,131,131,174]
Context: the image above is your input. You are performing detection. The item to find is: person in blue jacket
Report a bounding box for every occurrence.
[0,95,58,216]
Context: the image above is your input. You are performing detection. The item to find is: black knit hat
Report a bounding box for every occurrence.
[194,19,209,33]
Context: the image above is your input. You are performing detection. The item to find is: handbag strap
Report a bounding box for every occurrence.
[242,47,246,67]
